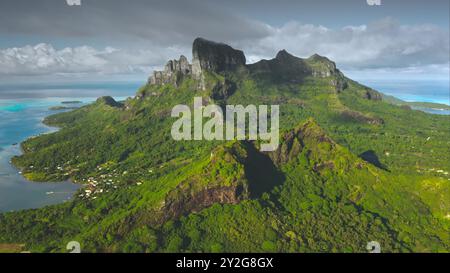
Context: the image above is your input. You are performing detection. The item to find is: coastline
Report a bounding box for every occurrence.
[0,85,448,212]
[8,95,129,183]
[0,99,81,212]
[9,91,450,184]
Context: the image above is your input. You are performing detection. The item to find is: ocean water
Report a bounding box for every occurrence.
[0,82,140,212]
[0,82,143,99]
[410,106,450,116]
[0,99,80,212]
[359,79,450,106]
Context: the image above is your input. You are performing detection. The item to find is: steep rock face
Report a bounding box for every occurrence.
[148,38,245,91]
[248,50,309,83]
[191,38,246,78]
[364,88,383,101]
[147,38,364,95]
[307,54,338,77]
[210,78,237,100]
[157,143,250,222]
[149,55,192,87]
[162,186,245,221]
[248,50,348,91]
[307,54,348,92]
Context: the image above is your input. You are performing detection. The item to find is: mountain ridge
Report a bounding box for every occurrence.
[148,37,362,96]
[1,38,449,253]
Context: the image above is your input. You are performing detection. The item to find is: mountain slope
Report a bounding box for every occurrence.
[1,38,449,253]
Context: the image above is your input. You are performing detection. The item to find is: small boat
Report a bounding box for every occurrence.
[46,191,55,195]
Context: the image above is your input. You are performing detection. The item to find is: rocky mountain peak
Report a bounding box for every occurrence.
[308,53,327,61]
[149,55,192,87]
[307,53,337,72]
[275,49,294,60]
[191,37,246,78]
[149,38,247,88]
[148,38,351,93]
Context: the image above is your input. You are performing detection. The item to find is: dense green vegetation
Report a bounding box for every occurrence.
[0,52,449,253]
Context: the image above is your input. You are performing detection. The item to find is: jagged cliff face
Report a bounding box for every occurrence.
[148,38,247,91]
[191,38,246,78]
[148,38,246,88]
[307,53,339,77]
[248,50,348,92]
[149,55,191,87]
[153,143,251,223]
[147,37,382,100]
[148,38,346,88]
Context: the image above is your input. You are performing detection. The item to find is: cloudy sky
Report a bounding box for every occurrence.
[0,0,448,83]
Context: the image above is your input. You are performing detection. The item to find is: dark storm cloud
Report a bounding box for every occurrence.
[211,0,450,27]
[0,0,270,45]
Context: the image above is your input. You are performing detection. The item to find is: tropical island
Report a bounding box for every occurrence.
[48,106,80,111]
[61,101,83,104]
[0,38,448,253]
[49,101,84,111]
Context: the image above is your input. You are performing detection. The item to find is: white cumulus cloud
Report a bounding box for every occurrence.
[0,43,185,76]
[241,18,449,71]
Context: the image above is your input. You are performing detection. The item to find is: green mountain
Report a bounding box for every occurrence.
[1,38,449,253]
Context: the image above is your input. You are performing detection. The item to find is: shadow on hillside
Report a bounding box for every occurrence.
[242,142,286,198]
[359,150,389,171]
